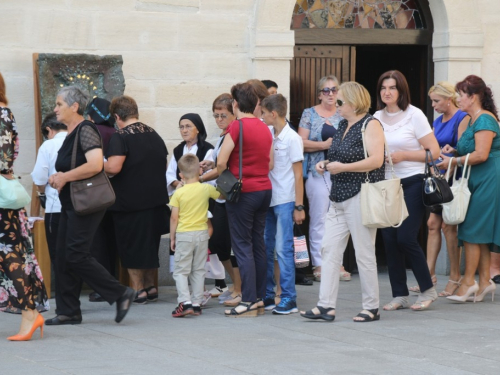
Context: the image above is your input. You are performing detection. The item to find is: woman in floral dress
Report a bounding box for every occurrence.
[0,72,49,341]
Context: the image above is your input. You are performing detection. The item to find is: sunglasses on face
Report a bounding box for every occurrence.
[320,87,338,95]
[212,114,228,119]
[336,99,345,107]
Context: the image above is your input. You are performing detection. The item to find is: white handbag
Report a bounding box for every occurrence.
[360,118,409,228]
[442,154,471,225]
[204,253,225,279]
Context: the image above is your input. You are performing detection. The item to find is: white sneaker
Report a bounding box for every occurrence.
[208,286,227,297]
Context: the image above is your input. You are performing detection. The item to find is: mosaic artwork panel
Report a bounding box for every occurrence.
[36,54,126,121]
[292,0,425,29]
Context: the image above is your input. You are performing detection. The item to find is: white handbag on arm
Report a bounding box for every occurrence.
[360,117,409,228]
[442,154,471,225]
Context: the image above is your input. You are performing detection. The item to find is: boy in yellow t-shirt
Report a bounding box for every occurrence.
[169,154,220,317]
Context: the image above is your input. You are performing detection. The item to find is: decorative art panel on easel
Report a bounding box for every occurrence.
[36,54,126,122]
[291,0,425,29]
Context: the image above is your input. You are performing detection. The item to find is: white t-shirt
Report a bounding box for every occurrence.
[374,105,432,179]
[31,132,67,213]
[268,124,304,207]
[166,144,214,196]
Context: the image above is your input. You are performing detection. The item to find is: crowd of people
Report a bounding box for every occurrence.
[1,68,499,340]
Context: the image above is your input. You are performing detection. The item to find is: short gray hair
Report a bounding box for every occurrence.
[57,86,90,115]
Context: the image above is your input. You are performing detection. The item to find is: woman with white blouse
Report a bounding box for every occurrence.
[374,70,440,311]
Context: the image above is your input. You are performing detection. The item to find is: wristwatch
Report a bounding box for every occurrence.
[294,205,305,211]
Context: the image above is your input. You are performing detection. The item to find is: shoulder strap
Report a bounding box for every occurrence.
[238,120,243,181]
[71,124,82,170]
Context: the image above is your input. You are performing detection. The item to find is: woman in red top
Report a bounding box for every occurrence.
[217,82,273,317]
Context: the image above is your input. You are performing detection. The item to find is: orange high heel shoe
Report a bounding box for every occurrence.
[7,314,44,341]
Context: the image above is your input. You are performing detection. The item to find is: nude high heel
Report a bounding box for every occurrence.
[446,281,479,303]
[7,314,44,341]
[467,280,496,302]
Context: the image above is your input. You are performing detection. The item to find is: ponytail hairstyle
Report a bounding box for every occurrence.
[455,75,499,120]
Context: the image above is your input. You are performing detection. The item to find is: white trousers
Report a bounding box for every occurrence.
[305,172,332,267]
[318,193,379,310]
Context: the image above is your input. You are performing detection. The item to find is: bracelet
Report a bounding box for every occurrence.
[456,156,463,167]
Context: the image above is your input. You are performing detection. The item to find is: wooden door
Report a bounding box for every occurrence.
[289,45,356,128]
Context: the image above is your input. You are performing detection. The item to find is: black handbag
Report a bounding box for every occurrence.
[422,149,453,207]
[70,123,116,216]
[216,120,243,202]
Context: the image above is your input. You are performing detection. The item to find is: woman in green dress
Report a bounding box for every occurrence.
[439,75,500,303]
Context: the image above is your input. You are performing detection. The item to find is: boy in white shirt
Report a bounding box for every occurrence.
[261,94,305,315]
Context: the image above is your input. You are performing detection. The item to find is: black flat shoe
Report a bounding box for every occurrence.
[133,289,148,305]
[492,275,500,284]
[145,286,158,302]
[89,292,105,302]
[296,277,314,286]
[115,287,135,323]
[300,306,335,321]
[45,314,82,325]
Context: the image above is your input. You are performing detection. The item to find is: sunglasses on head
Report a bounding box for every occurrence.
[320,87,338,95]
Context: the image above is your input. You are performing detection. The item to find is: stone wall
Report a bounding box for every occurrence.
[1,0,275,187]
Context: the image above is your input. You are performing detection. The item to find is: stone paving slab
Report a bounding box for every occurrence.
[1,272,499,375]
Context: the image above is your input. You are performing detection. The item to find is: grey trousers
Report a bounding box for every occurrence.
[173,230,210,304]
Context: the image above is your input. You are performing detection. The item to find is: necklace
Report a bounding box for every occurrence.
[384,107,403,117]
[471,108,482,124]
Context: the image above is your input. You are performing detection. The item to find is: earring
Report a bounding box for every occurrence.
[447,103,450,106]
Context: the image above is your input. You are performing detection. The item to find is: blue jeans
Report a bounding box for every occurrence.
[264,202,297,300]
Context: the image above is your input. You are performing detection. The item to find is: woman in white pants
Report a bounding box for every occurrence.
[300,82,385,322]
[298,76,350,282]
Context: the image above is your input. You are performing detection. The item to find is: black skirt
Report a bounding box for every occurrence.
[112,206,167,269]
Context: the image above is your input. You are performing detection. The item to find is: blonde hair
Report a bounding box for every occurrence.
[178,154,200,179]
[339,81,371,114]
[428,81,458,107]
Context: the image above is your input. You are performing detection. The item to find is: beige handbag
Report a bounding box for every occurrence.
[442,154,471,225]
[360,117,409,228]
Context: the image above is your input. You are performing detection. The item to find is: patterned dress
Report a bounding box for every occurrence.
[0,106,49,313]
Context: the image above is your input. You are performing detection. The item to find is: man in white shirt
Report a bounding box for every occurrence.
[261,94,305,315]
[31,113,67,269]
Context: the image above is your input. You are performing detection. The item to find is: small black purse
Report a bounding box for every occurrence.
[216,120,243,203]
[422,149,454,207]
